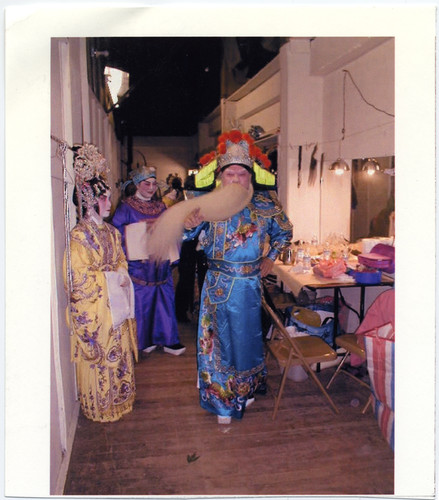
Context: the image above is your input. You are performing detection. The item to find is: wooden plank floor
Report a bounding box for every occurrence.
[63,319,394,496]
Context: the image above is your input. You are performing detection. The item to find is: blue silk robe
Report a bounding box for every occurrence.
[184,190,293,420]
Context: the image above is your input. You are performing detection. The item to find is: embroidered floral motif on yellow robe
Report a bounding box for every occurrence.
[65,219,138,423]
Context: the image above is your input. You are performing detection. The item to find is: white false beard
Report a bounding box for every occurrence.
[147,183,253,263]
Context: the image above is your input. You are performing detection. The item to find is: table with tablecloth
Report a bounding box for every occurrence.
[272,261,394,338]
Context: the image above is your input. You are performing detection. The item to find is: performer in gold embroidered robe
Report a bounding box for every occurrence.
[65,144,137,423]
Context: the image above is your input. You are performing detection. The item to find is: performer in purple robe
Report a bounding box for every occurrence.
[112,166,185,356]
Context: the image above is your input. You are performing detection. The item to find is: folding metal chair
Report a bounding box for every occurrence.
[327,289,395,415]
[326,334,369,390]
[262,280,296,323]
[262,295,339,419]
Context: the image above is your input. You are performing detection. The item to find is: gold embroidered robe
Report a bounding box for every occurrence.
[65,218,138,422]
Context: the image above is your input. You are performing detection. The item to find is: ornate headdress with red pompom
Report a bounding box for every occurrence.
[196,129,274,190]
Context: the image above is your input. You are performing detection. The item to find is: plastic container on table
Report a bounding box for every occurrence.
[353,269,382,285]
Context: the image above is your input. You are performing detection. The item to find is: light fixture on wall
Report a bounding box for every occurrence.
[362,158,381,176]
[91,49,109,58]
[104,66,130,112]
[329,70,350,176]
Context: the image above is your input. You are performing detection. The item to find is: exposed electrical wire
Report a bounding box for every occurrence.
[343,69,395,118]
[285,69,394,155]
[286,119,394,152]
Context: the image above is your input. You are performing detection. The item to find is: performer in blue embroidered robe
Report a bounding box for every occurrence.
[183,130,292,423]
[112,166,185,356]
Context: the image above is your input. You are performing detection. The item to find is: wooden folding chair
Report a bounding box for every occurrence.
[262,295,339,419]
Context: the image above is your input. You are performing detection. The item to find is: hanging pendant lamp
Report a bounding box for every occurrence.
[330,71,350,175]
[329,157,350,175]
[362,158,381,176]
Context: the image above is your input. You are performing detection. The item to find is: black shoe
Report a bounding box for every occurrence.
[163,343,186,356]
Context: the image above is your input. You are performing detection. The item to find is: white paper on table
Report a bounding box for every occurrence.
[125,221,180,263]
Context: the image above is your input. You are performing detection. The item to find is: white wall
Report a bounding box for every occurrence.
[322,39,395,162]
[233,72,281,134]
[320,38,394,243]
[132,135,198,187]
[279,39,326,243]
[281,37,395,329]
[50,38,79,496]
[50,37,122,494]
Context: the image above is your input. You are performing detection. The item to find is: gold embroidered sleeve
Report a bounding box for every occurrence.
[67,232,110,363]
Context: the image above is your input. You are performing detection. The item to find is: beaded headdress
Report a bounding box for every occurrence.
[195,129,275,190]
[73,143,110,218]
[217,141,253,171]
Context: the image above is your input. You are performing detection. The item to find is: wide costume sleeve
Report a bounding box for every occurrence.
[111,202,131,248]
[111,225,129,272]
[266,212,293,260]
[258,191,293,261]
[113,228,138,361]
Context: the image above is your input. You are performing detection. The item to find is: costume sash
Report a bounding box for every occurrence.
[207,258,261,277]
[206,259,261,305]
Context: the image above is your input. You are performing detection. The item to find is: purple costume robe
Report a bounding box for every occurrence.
[112,196,180,350]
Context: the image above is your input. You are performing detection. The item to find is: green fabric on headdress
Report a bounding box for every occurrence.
[195,159,217,189]
[254,162,275,186]
[195,155,276,191]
